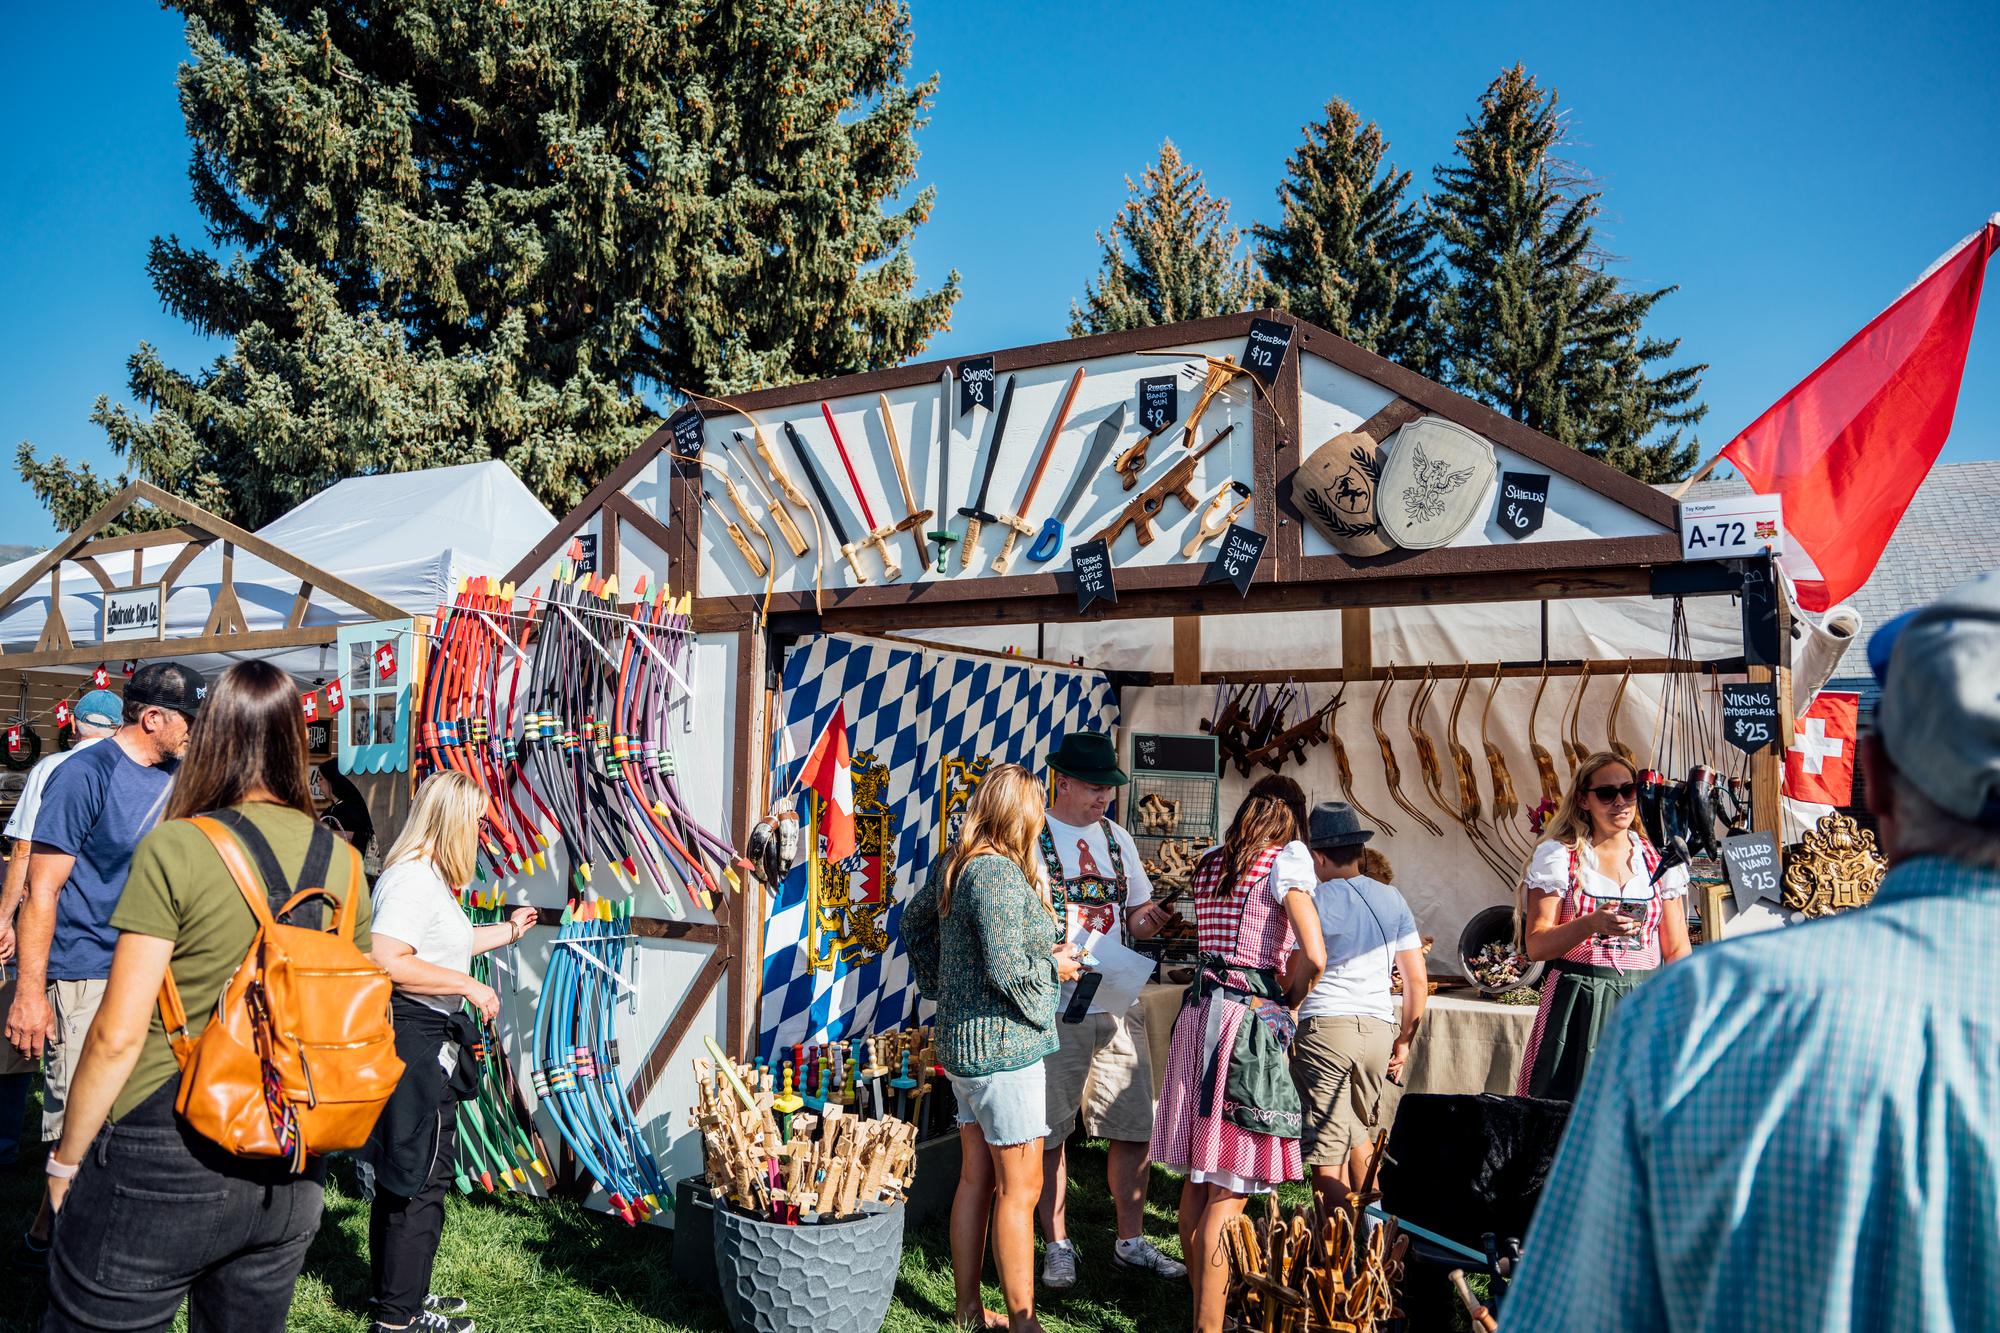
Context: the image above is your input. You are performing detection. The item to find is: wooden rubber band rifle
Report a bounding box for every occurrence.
[1117,352,1286,489]
[1526,660,1564,807]
[1373,669,1443,837]
[1243,689,1338,774]
[1202,681,1257,775]
[1180,479,1253,557]
[1094,424,1236,549]
[1480,664,1533,863]
[1326,683,1397,836]
[1563,661,1593,774]
[1607,662,1640,772]
[875,394,935,574]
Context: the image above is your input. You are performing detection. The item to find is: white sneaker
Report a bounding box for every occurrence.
[1040,1238,1077,1290]
[1112,1235,1187,1280]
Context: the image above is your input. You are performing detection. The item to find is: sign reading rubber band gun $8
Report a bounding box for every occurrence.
[1720,682,1780,755]
[1138,375,1178,434]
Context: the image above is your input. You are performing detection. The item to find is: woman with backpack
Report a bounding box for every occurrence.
[40,659,380,1332]
[359,772,535,1333]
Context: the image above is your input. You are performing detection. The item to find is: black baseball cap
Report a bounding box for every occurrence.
[124,662,207,720]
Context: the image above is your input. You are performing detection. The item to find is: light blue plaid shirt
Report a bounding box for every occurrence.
[1503,856,2000,1331]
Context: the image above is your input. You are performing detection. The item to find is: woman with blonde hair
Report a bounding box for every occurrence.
[361,771,536,1333]
[904,763,1081,1333]
[1514,751,1690,1102]
[1151,774,1325,1333]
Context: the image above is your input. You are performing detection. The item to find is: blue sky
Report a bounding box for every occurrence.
[2,1,1995,544]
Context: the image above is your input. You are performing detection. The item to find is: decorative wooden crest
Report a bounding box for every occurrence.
[1781,812,1886,918]
[808,749,895,973]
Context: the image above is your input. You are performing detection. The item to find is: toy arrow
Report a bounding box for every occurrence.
[782,420,870,585]
[958,373,1017,574]
[876,394,935,573]
[1027,402,1126,563]
[819,402,902,581]
[992,366,1087,575]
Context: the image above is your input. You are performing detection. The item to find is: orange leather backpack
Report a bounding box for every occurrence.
[156,814,403,1169]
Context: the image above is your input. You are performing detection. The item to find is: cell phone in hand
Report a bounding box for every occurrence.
[1062,971,1103,1023]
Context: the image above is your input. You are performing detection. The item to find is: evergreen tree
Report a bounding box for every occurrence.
[1430,66,1703,481]
[1070,141,1259,336]
[1254,98,1438,375]
[21,0,959,532]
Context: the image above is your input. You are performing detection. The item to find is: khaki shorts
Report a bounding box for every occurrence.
[1290,1014,1395,1167]
[1045,1005,1154,1143]
[0,973,37,1078]
[43,978,108,1142]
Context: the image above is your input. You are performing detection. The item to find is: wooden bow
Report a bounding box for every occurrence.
[1326,683,1396,837]
[1607,662,1640,772]
[1526,660,1564,807]
[1437,666,1516,885]
[1561,660,1593,775]
[1373,668,1443,837]
[1481,665,1535,863]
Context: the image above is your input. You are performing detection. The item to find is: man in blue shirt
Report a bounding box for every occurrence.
[1503,571,2000,1331]
[4,662,201,1264]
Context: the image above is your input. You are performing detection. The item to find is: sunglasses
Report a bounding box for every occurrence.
[1587,782,1639,803]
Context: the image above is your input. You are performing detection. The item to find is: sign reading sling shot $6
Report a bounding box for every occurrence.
[1071,539,1116,612]
[1496,471,1549,539]
[1200,523,1268,597]
[1721,830,1782,914]
[1720,681,1780,755]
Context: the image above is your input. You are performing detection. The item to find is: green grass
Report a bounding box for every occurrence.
[0,1127,1260,1332]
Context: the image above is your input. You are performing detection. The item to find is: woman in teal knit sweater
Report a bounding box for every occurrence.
[906,763,1082,1333]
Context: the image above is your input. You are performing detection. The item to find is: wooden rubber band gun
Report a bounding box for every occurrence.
[1093,424,1235,549]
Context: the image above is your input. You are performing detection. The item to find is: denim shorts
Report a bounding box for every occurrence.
[951,1061,1050,1148]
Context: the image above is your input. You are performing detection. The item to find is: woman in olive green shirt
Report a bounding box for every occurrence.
[43,661,372,1333]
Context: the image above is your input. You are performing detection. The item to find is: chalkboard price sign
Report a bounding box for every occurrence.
[1496,471,1550,539]
[668,407,705,456]
[1138,375,1178,434]
[1199,523,1267,597]
[1133,732,1219,777]
[1242,318,1295,386]
[1720,682,1780,755]
[1071,539,1116,612]
[574,532,600,575]
[1720,830,1782,914]
[958,357,996,416]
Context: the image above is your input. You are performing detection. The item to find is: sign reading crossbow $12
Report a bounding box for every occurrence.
[808,750,894,973]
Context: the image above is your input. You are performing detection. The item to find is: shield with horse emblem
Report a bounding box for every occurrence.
[1376,417,1498,549]
[1292,430,1394,557]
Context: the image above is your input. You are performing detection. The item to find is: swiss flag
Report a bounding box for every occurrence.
[301,691,319,721]
[325,680,344,712]
[1721,218,1997,611]
[798,702,856,863]
[374,642,398,682]
[91,666,109,689]
[54,700,71,729]
[1784,691,1859,806]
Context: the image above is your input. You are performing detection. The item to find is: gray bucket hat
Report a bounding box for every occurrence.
[1306,800,1375,851]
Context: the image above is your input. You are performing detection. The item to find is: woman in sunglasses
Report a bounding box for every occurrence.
[1513,752,1691,1101]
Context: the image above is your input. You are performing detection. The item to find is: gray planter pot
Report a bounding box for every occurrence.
[711,1200,906,1333]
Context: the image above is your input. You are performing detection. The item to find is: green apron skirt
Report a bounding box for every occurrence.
[1518,960,1644,1103]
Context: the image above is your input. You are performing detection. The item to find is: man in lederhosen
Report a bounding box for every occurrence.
[1034,732,1185,1289]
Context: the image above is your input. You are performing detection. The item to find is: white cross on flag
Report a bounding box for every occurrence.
[374,642,398,682]
[54,700,71,729]
[1784,691,1859,806]
[325,680,344,712]
[300,691,319,721]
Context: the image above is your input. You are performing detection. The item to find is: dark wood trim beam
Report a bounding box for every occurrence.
[2,626,341,670]
[625,946,732,1113]
[503,427,673,586]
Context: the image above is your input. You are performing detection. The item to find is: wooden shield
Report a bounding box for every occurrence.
[1375,417,1498,550]
[1292,431,1394,557]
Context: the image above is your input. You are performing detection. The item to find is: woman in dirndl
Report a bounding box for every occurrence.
[1515,751,1691,1102]
[1151,775,1325,1333]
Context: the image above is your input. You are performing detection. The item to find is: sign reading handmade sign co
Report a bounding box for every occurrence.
[100,584,164,642]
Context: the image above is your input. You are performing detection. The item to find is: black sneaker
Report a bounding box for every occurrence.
[371,1312,474,1333]
[424,1294,471,1316]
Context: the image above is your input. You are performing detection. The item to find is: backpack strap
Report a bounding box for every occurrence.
[209,809,336,928]
[157,815,282,1066]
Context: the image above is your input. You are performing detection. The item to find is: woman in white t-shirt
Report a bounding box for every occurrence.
[362,773,535,1333]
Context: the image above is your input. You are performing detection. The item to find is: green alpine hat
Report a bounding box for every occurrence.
[1047,731,1128,787]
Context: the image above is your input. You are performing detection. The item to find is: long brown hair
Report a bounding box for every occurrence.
[164,661,315,821]
[1212,774,1307,896]
[941,763,1046,917]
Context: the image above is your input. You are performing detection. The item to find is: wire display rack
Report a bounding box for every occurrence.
[1127,734,1221,962]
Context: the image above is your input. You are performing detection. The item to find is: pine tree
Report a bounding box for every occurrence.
[20,0,959,532]
[1430,66,1703,482]
[1070,141,1259,336]
[1254,98,1438,375]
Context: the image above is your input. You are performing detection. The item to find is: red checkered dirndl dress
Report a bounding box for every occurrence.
[1149,844,1303,1192]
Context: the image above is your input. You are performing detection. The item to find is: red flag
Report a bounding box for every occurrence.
[374,641,398,682]
[798,702,856,863]
[301,691,319,721]
[1784,691,1859,806]
[325,680,345,712]
[91,666,109,689]
[54,700,71,730]
[1721,217,1999,611]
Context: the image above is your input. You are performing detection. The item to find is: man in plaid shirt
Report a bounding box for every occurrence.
[1504,570,2000,1331]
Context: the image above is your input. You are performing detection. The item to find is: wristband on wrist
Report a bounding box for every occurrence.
[45,1155,80,1180]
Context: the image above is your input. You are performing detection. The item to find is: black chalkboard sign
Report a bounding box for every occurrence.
[1138,375,1178,434]
[1199,523,1267,597]
[1071,539,1116,612]
[1496,471,1550,539]
[1741,558,1781,667]
[1720,681,1780,755]
[1720,830,1782,913]
[1242,318,1295,385]
[668,407,705,456]
[958,357,996,416]
[574,532,599,575]
[306,720,332,758]
[1133,732,1219,777]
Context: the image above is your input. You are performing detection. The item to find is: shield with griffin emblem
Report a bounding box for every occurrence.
[1291,430,1394,557]
[1376,417,1498,549]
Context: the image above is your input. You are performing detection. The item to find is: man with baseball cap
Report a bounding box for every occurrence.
[0,690,123,1170]
[6,662,201,1266]
[1034,731,1184,1289]
[1504,571,2000,1330]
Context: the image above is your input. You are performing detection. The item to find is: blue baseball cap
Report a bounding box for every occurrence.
[74,689,122,728]
[1871,570,2000,826]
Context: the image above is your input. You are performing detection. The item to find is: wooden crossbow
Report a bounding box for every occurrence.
[1373,669,1443,837]
[1114,353,1283,488]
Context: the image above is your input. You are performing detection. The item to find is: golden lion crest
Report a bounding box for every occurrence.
[808,750,894,973]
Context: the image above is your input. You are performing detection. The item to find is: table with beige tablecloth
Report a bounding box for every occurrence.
[1133,982,1534,1104]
